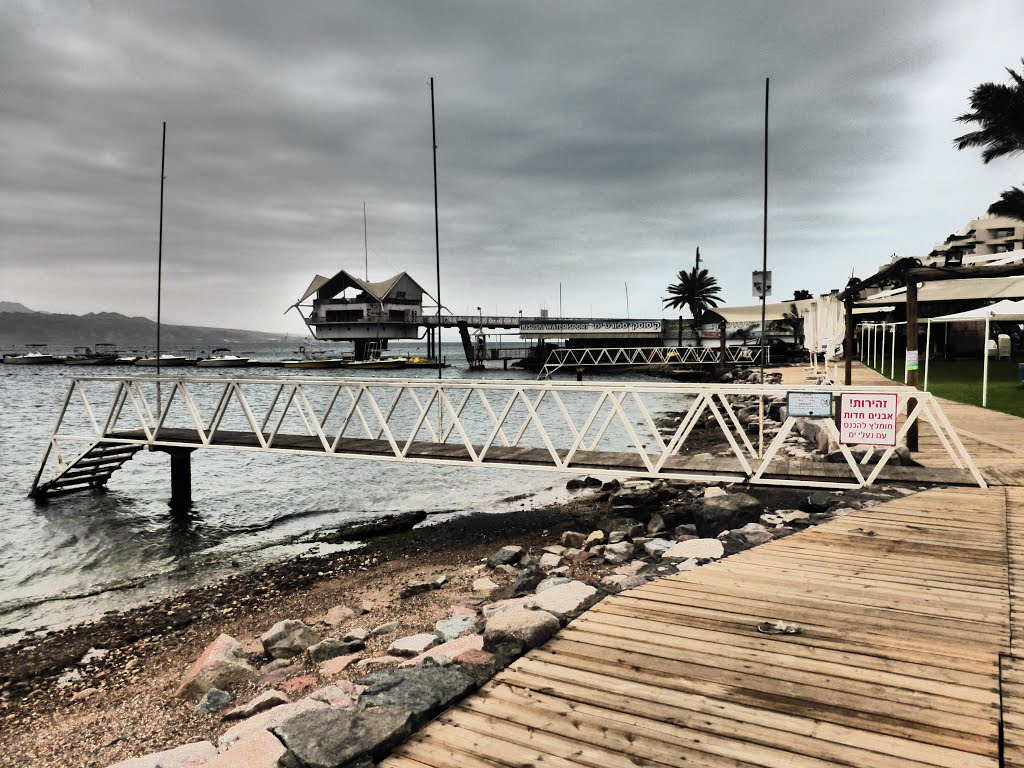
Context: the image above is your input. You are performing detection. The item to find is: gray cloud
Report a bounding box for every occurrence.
[2,0,1024,330]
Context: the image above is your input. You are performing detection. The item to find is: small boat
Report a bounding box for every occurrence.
[280,347,346,369]
[64,346,106,365]
[404,356,447,368]
[112,353,142,365]
[135,353,190,367]
[197,348,250,368]
[345,357,406,370]
[3,344,61,365]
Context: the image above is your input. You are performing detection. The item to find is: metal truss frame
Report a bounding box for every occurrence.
[30,375,985,497]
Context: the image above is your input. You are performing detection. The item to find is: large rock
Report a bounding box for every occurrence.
[358,666,476,726]
[486,545,524,568]
[387,634,440,658]
[719,523,775,554]
[223,690,290,721]
[803,491,839,513]
[513,565,547,595]
[603,541,635,564]
[434,615,478,642]
[524,581,599,622]
[260,620,321,660]
[176,634,257,700]
[203,730,286,768]
[106,742,216,768]
[662,538,725,561]
[308,638,363,664]
[194,688,234,714]
[218,699,329,751]
[690,493,764,536]
[483,609,560,659]
[643,538,674,557]
[399,634,485,668]
[273,707,414,768]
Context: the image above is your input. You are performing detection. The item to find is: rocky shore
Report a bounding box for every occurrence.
[1,475,913,768]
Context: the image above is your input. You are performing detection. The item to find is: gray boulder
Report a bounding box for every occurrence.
[308,638,364,664]
[261,620,321,660]
[434,615,478,642]
[719,523,775,554]
[690,493,764,536]
[512,565,547,596]
[603,541,635,564]
[483,609,560,660]
[524,581,599,622]
[194,688,233,715]
[803,491,839,513]
[358,666,476,727]
[486,545,524,568]
[175,634,257,699]
[273,706,413,768]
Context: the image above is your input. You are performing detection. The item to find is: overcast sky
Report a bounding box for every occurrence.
[2,0,1024,333]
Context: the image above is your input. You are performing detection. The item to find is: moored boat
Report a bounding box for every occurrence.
[280,347,347,369]
[135,353,190,367]
[197,348,250,368]
[3,344,61,365]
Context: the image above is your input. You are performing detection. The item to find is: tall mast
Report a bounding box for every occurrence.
[157,121,166,382]
[363,201,368,281]
[431,77,441,380]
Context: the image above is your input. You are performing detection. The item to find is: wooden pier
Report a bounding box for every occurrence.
[380,361,1024,768]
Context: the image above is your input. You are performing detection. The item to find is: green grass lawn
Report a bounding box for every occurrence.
[866,356,1024,418]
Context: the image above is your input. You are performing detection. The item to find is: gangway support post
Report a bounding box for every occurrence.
[155,447,196,508]
[844,298,854,386]
[905,280,919,451]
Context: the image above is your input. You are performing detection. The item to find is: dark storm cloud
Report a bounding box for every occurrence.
[2,0,1023,329]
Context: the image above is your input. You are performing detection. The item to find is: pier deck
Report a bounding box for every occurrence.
[381,361,1024,767]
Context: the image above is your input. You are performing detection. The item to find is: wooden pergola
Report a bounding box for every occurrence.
[838,258,1024,448]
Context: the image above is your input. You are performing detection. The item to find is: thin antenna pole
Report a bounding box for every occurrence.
[157,121,166,400]
[431,77,441,382]
[363,202,368,281]
[559,282,562,319]
[624,281,630,320]
[758,77,769,458]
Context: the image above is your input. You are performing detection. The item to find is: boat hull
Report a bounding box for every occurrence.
[135,357,190,367]
[3,355,61,365]
[197,358,250,368]
[344,360,406,370]
[280,359,345,369]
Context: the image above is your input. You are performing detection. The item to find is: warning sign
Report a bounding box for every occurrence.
[838,392,899,446]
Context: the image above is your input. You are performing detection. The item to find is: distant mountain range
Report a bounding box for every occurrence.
[0,303,284,351]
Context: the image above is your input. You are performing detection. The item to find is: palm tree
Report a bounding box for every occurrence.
[663,256,723,324]
[953,59,1024,163]
[988,186,1024,221]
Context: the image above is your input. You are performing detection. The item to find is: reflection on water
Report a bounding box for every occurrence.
[0,342,680,642]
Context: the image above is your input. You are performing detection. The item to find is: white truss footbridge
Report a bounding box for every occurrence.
[30,375,983,500]
[538,345,767,379]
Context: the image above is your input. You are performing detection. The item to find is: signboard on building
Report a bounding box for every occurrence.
[787,392,832,418]
[838,392,899,446]
[519,320,662,336]
[752,271,772,298]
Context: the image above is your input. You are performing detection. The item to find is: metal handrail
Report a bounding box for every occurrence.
[538,345,769,379]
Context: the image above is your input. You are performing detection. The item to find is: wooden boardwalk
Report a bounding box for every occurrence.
[381,363,1024,768]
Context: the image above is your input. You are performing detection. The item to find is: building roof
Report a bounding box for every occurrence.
[932,299,1024,323]
[294,270,426,304]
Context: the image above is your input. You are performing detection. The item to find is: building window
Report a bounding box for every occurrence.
[326,309,364,322]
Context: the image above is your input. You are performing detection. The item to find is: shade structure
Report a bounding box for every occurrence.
[864,299,1024,407]
[932,298,1024,323]
[860,276,1024,305]
[705,298,815,323]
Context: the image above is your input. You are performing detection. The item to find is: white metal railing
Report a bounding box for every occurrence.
[30,375,985,496]
[538,345,768,379]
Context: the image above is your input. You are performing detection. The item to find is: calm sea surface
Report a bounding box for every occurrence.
[0,341,678,643]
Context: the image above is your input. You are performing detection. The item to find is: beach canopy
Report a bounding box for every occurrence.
[705,298,815,323]
[931,298,1024,323]
[860,276,1024,305]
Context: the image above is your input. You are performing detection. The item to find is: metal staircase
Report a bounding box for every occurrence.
[31,443,142,499]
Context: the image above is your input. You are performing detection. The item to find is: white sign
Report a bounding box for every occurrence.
[839,392,898,446]
[787,392,832,418]
[752,270,772,298]
[519,320,662,336]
